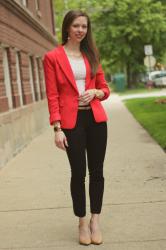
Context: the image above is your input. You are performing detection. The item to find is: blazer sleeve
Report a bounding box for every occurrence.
[43,53,61,125]
[95,64,110,101]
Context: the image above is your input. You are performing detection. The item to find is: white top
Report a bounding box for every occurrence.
[67,56,87,106]
[68,56,86,94]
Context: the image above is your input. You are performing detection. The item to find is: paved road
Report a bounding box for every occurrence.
[0,94,166,250]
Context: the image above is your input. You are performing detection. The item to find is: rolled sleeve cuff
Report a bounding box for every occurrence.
[99,87,111,101]
[50,114,61,125]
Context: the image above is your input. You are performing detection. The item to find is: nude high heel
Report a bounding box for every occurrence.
[78,225,91,245]
[89,219,103,245]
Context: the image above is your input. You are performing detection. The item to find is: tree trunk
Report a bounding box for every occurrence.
[131,72,139,86]
[126,62,132,88]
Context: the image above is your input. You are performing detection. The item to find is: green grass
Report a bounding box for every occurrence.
[119,87,160,95]
[109,82,162,95]
[124,96,166,150]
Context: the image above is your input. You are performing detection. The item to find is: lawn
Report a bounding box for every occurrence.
[124,96,166,151]
[119,87,160,95]
[109,82,163,95]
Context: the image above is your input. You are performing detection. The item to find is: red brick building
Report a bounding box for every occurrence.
[0,0,56,168]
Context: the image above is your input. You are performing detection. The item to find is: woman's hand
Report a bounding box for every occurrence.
[54,130,68,151]
[78,89,96,104]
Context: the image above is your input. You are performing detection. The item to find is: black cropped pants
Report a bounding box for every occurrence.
[62,109,107,217]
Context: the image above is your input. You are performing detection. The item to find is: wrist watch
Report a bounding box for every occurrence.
[53,124,62,132]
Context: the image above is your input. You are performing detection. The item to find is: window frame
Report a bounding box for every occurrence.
[2,47,13,109]
[21,0,27,7]
[28,56,36,102]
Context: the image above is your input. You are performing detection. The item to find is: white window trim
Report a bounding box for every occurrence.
[2,48,13,109]
[21,0,27,7]
[35,0,40,10]
[28,56,35,102]
[16,51,24,106]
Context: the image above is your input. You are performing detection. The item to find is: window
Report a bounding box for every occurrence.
[20,0,27,7]
[35,57,41,100]
[37,57,45,99]
[16,51,24,106]
[29,56,35,102]
[35,0,41,17]
[2,48,13,109]
[41,63,46,98]
[35,0,40,10]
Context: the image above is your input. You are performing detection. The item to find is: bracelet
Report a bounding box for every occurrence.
[53,126,62,132]
[54,130,62,133]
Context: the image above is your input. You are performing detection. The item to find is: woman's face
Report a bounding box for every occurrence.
[68,16,88,43]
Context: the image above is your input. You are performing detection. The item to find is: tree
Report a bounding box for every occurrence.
[94,0,166,86]
[53,0,166,87]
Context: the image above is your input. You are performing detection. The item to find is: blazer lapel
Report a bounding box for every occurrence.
[55,45,79,93]
[55,45,92,93]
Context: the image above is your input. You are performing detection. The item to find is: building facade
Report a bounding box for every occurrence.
[0,0,56,168]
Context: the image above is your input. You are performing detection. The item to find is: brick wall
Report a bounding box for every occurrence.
[0,0,56,113]
[0,4,55,55]
[27,0,55,35]
[0,0,57,168]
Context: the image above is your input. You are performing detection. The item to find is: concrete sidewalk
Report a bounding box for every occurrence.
[0,94,166,250]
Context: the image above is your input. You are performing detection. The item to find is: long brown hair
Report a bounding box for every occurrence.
[62,10,99,77]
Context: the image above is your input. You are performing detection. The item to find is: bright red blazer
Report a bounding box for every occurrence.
[43,45,110,129]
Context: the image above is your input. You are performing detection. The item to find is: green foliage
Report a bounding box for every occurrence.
[94,0,166,85]
[53,0,166,87]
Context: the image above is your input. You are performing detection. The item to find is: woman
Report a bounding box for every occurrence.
[43,10,110,245]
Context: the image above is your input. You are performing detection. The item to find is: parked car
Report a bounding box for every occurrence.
[143,71,166,87]
[153,71,166,87]
[140,71,160,84]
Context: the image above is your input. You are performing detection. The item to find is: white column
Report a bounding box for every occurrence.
[2,48,13,109]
